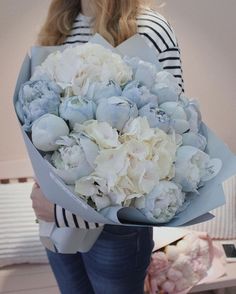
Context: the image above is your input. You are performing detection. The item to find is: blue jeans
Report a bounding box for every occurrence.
[46,225,154,294]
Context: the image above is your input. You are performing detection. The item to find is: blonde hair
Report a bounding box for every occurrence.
[38,0,150,46]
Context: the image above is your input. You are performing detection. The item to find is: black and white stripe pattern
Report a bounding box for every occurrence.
[54,204,103,229]
[64,9,185,91]
[57,9,185,229]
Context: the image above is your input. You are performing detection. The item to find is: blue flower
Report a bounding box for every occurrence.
[96,96,138,131]
[17,80,61,131]
[86,80,122,103]
[122,80,157,109]
[59,96,97,129]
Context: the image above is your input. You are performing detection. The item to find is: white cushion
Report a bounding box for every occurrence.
[0,182,48,267]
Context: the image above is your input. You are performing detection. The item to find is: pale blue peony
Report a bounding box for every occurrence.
[173,146,211,192]
[139,103,170,132]
[134,60,157,88]
[123,56,141,72]
[16,80,61,131]
[122,81,158,109]
[134,181,185,223]
[139,102,191,135]
[182,132,207,150]
[96,96,138,131]
[182,99,202,134]
[160,101,190,134]
[32,114,69,152]
[86,80,122,103]
[151,71,181,104]
[124,56,157,88]
[59,96,96,129]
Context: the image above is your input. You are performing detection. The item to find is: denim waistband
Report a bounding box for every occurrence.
[103,224,153,235]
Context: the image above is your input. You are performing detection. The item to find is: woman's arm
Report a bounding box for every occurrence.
[137,9,184,92]
[54,204,103,229]
[31,183,103,229]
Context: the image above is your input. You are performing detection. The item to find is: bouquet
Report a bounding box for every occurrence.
[145,231,222,294]
[13,34,236,252]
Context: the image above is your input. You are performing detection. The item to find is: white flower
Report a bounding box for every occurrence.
[94,146,129,190]
[117,175,139,195]
[59,96,96,128]
[151,129,177,180]
[107,186,128,206]
[74,120,120,148]
[173,146,211,192]
[50,133,99,184]
[96,96,138,131]
[123,139,150,161]
[128,159,159,194]
[121,116,156,142]
[32,43,132,93]
[31,51,62,82]
[31,114,69,152]
[33,43,132,96]
[134,181,185,223]
[75,175,111,211]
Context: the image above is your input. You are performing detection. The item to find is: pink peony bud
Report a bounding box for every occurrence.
[175,277,190,291]
[162,280,175,293]
[151,251,170,273]
[167,268,183,282]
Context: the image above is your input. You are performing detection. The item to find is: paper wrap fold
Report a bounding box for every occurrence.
[13,34,236,253]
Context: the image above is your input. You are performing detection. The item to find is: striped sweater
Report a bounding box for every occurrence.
[55,9,185,229]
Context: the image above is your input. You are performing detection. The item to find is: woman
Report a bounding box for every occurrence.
[31,0,184,293]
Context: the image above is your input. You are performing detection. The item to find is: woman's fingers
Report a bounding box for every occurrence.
[30,185,54,222]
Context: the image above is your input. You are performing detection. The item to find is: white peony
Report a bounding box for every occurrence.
[75,174,111,211]
[74,120,120,148]
[32,44,133,94]
[128,159,159,194]
[50,133,99,184]
[94,146,130,190]
[121,116,156,142]
[151,129,177,180]
[123,139,150,161]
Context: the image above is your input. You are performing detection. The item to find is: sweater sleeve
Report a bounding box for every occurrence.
[137,9,185,92]
[54,204,104,229]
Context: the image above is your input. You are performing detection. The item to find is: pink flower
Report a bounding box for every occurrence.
[167,268,183,282]
[175,277,190,292]
[162,280,175,293]
[149,251,170,274]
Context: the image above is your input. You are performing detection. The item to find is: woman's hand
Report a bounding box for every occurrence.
[30,182,54,222]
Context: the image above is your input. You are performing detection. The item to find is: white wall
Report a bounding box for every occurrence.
[0,0,235,178]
